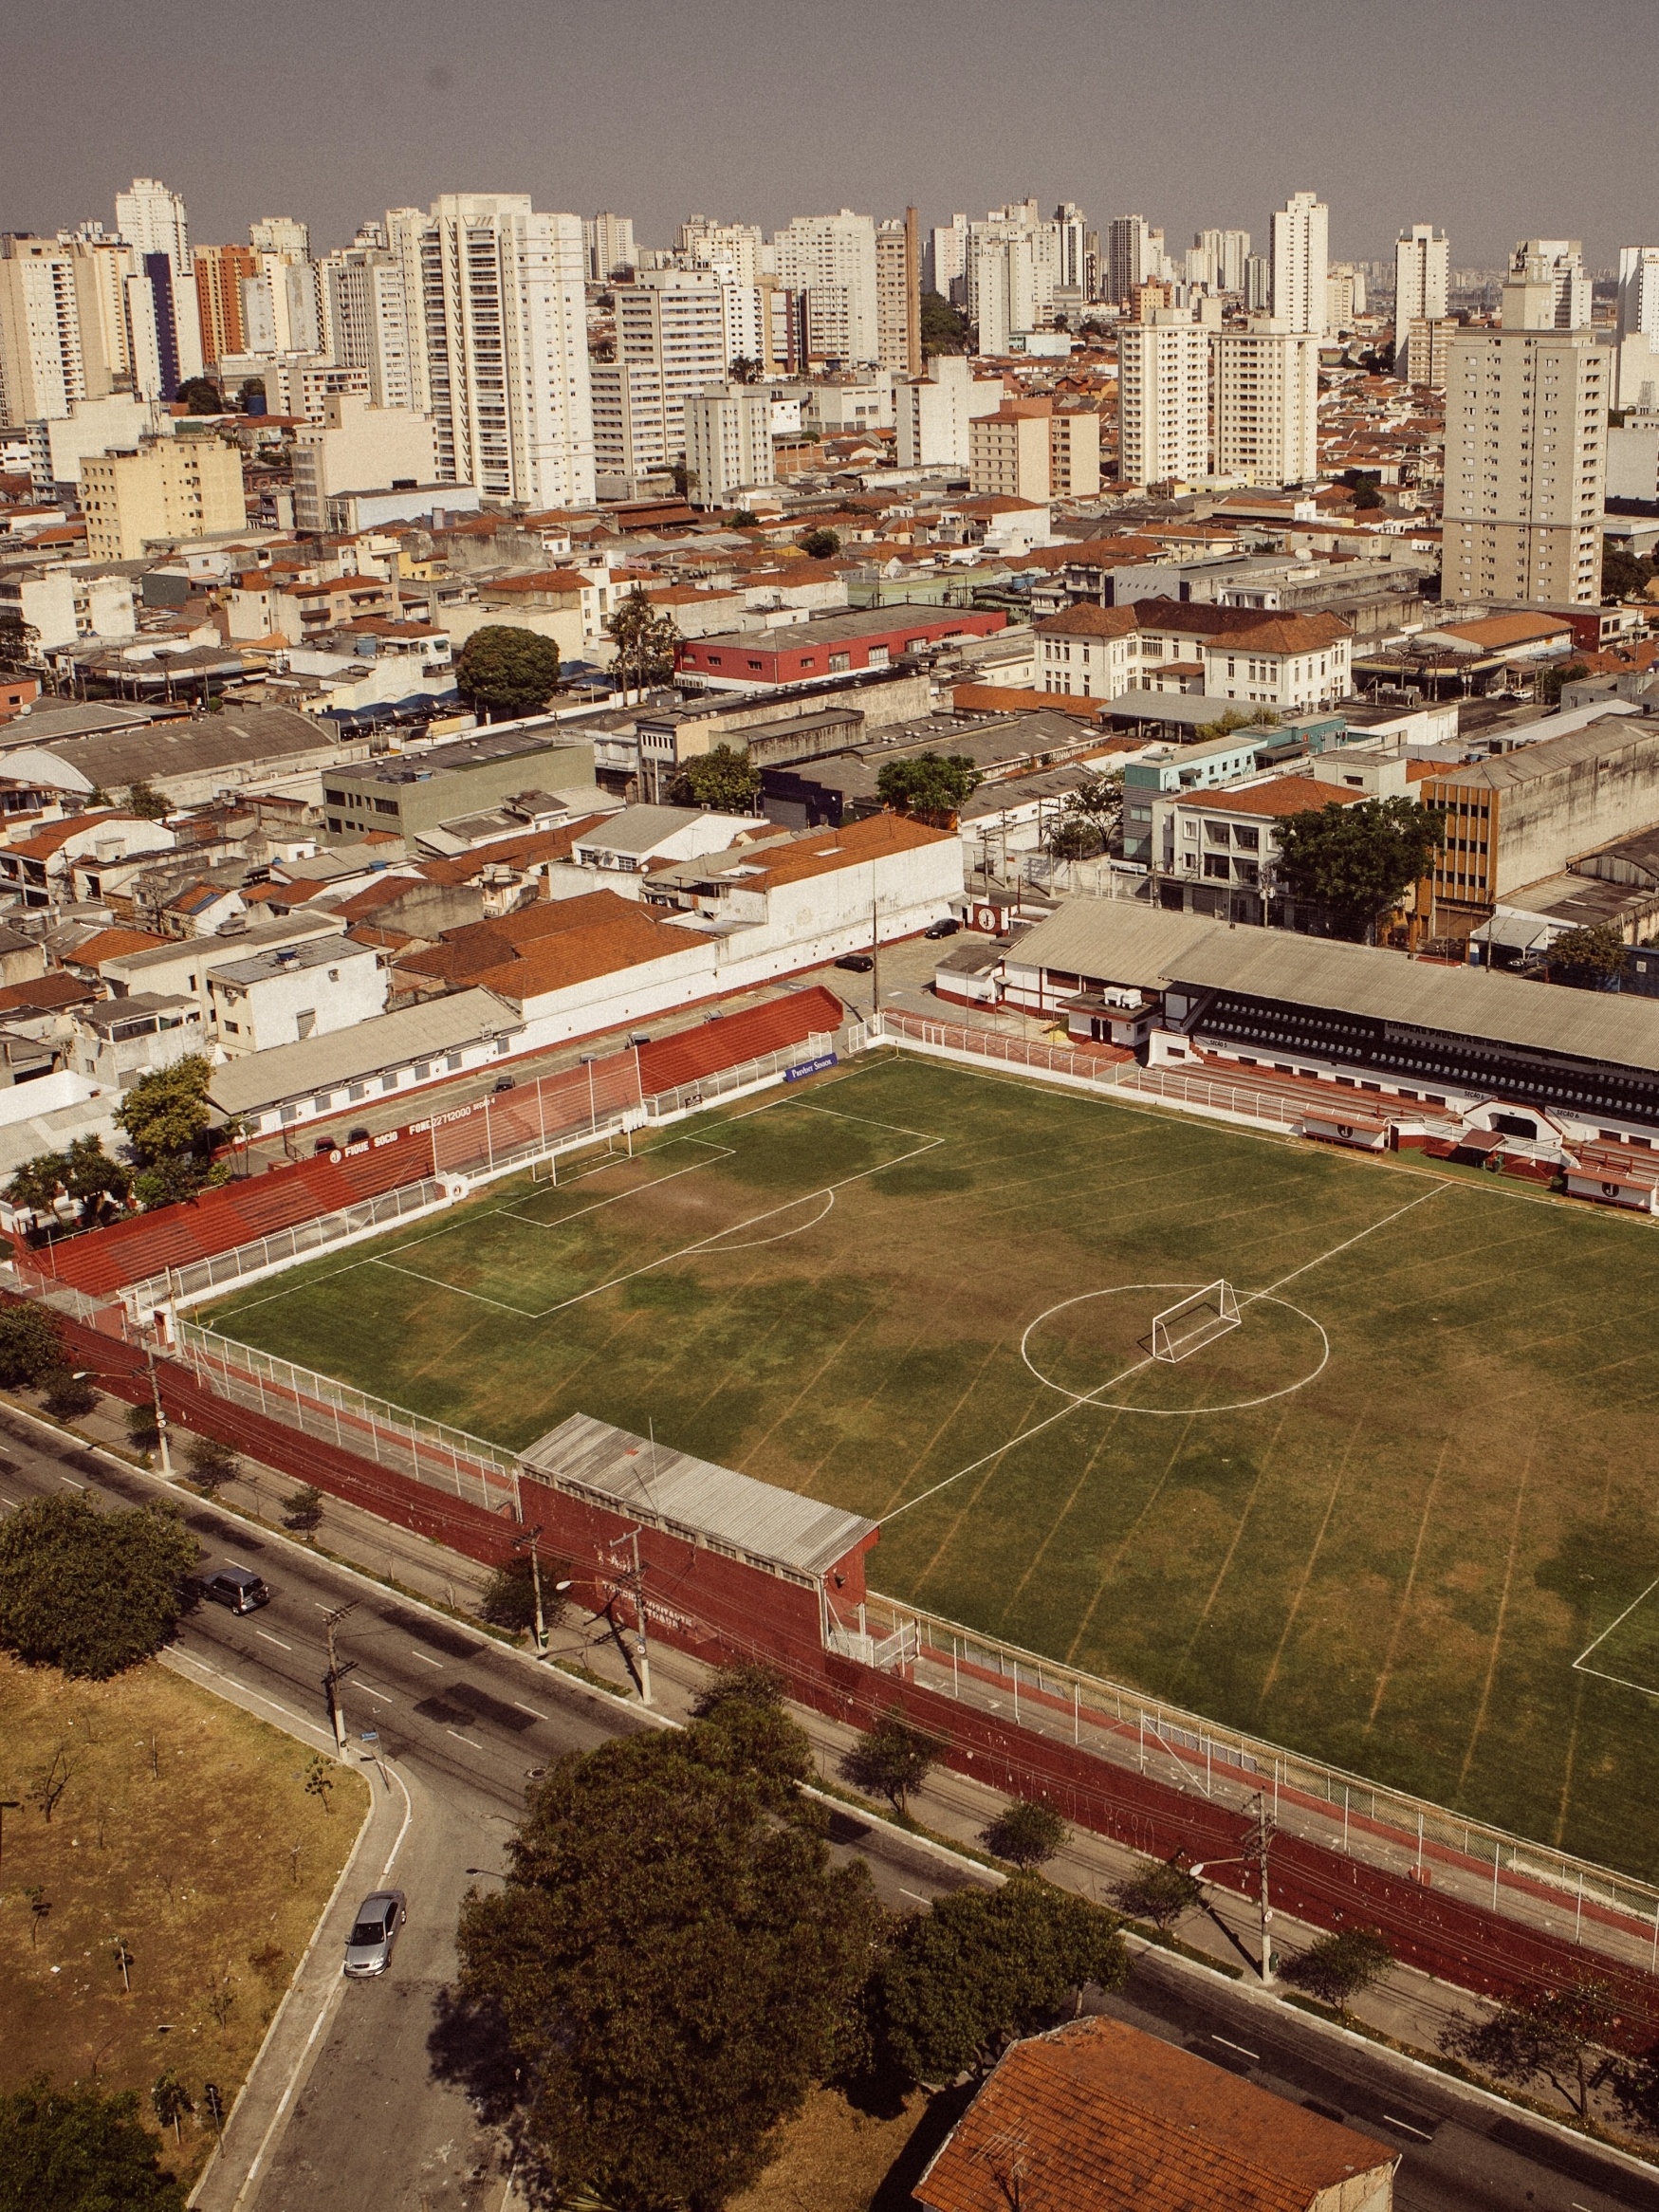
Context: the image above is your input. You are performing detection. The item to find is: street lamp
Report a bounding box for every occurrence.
[1189,1792,1277,1984]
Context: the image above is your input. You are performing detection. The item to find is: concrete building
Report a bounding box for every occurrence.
[874,210,921,375]
[207,932,387,1055]
[1608,413,1659,503]
[1106,214,1153,306]
[1324,263,1366,333]
[1613,245,1659,413]
[1394,223,1449,373]
[1213,324,1319,484]
[773,211,878,363]
[894,354,1000,470]
[1191,227,1250,293]
[1442,259,1606,607]
[926,213,969,304]
[583,212,636,282]
[320,729,595,846]
[589,359,669,485]
[56,232,161,404]
[968,201,1064,355]
[1508,238,1591,330]
[1245,253,1271,311]
[1405,316,1456,393]
[0,238,86,423]
[611,269,727,464]
[676,216,763,287]
[249,215,310,258]
[1270,190,1328,333]
[193,243,258,364]
[321,248,416,409]
[1048,405,1100,495]
[289,394,438,532]
[113,177,202,387]
[1116,313,1210,486]
[29,393,158,501]
[684,381,774,507]
[0,565,137,654]
[70,993,205,1086]
[404,194,594,507]
[78,432,244,562]
[674,604,1004,692]
[1038,598,1352,712]
[968,400,1053,500]
[214,351,369,422]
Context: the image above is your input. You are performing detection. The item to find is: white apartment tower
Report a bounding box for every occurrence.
[895,353,1001,470]
[1509,239,1591,330]
[684,381,774,507]
[1441,256,1605,606]
[584,213,637,283]
[677,216,764,287]
[1393,223,1449,373]
[927,214,969,302]
[0,239,85,422]
[410,194,594,507]
[1270,191,1328,334]
[114,175,203,387]
[249,215,311,258]
[773,211,878,362]
[1106,214,1152,305]
[323,249,415,409]
[1213,323,1319,485]
[875,212,921,375]
[615,268,727,454]
[1614,245,1659,411]
[1117,314,1211,488]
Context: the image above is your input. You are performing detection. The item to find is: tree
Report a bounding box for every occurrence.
[64,1135,133,1224]
[4,1153,69,1226]
[981,1798,1067,1871]
[0,1491,196,1679]
[1274,794,1445,942]
[728,508,761,528]
[42,1370,98,1420]
[304,1757,334,1815]
[876,1876,1128,2083]
[454,626,565,722]
[282,1484,323,1537]
[604,587,681,701]
[876,753,982,825]
[174,377,223,415]
[480,1556,566,1636]
[671,460,700,501]
[1546,920,1626,989]
[116,1057,214,1170]
[798,527,840,561]
[1113,1855,1203,1932]
[920,289,970,358]
[1441,1979,1618,2119]
[125,1399,160,1455]
[185,1433,238,1497]
[0,1303,65,1390]
[456,1704,881,2211]
[1339,468,1385,511]
[125,782,171,822]
[1285,1926,1393,2016]
[150,2072,193,2146]
[1046,816,1106,861]
[0,610,40,673]
[1608,2046,1659,2140]
[1536,658,1588,706]
[1601,541,1658,601]
[839,1712,941,1819]
[727,358,762,385]
[237,377,266,410]
[0,2076,185,2211]
[669,744,760,812]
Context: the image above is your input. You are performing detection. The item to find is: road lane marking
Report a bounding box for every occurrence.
[510,1701,547,1720]
[356,1682,392,1704]
[899,1888,931,1904]
[254,1630,292,1650]
[58,1475,85,1489]
[412,1650,443,1667]
[1211,2036,1260,2060]
[0,1494,15,1508]
[446,1728,484,1748]
[314,1600,333,1612]
[1382,2114,1433,2141]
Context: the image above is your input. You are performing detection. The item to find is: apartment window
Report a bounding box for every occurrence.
[829,653,851,673]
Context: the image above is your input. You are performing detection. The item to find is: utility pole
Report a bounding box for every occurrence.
[611,1530,652,1705]
[513,1525,547,1655]
[870,882,880,1023]
[142,1342,172,1479]
[322,1601,358,1754]
[1244,1790,1277,1985]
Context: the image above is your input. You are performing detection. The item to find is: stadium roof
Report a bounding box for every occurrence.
[1008,900,1659,1075]
[205,987,517,1117]
[519,1411,876,1584]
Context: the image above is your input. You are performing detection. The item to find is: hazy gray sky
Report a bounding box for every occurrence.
[6,0,1655,269]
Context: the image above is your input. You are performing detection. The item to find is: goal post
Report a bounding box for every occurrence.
[1151,1281,1241,1363]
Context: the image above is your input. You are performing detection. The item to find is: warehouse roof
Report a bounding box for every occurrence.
[205,987,517,1116]
[519,1412,876,1583]
[26,706,339,792]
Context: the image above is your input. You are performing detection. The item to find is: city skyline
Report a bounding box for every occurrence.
[5,0,1654,268]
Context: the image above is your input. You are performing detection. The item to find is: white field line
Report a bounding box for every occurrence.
[1573,1572,1659,1682]
[498,1138,735,1230]
[879,1182,1446,1526]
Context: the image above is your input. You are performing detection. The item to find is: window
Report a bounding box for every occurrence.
[828,653,851,673]
[1203,854,1229,878]
[374,798,398,816]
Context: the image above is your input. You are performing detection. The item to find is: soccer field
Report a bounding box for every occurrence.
[207,1048,1659,1876]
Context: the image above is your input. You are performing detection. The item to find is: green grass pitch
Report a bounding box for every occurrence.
[207,1048,1659,1877]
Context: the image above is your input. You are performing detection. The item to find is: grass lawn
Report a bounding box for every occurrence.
[207,1048,1659,1878]
[0,1652,368,2187]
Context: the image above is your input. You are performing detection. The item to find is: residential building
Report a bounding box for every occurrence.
[320,248,415,409]
[969,399,1052,500]
[59,231,161,402]
[1613,245,1659,412]
[1038,597,1352,712]
[1508,237,1591,329]
[1442,260,1606,606]
[1213,323,1320,484]
[567,805,763,884]
[1106,214,1152,305]
[239,248,322,356]
[0,238,85,423]
[674,604,1004,691]
[676,216,763,287]
[773,211,878,363]
[589,359,670,484]
[1148,773,1366,922]
[207,933,387,1055]
[1035,602,1139,701]
[114,176,202,389]
[1325,262,1366,333]
[1405,316,1456,392]
[610,269,728,465]
[193,243,258,364]
[0,811,175,908]
[249,215,310,258]
[874,210,921,375]
[289,393,439,532]
[0,564,137,653]
[1192,227,1250,292]
[583,212,636,282]
[894,354,1001,470]
[1048,405,1100,495]
[1271,190,1328,332]
[914,2018,1394,2212]
[1608,412,1659,502]
[968,202,1063,354]
[406,194,595,507]
[1116,312,1210,486]
[1244,252,1271,310]
[926,213,969,304]
[213,351,369,422]
[78,432,245,562]
[320,729,595,845]
[70,993,205,1086]
[684,381,774,507]
[1394,223,1449,373]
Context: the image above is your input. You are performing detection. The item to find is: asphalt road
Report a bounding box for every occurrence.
[3,1411,1658,2211]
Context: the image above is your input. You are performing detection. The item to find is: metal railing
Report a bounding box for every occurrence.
[1117,1063,1309,1129]
[876,1006,1129,1091]
[643,1023,868,1122]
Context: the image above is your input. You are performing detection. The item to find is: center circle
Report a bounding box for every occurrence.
[1020,1282,1330,1417]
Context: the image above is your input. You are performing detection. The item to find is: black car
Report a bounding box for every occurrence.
[492,1075,516,1094]
[925,917,961,939]
[345,1126,371,1145]
[835,953,875,973]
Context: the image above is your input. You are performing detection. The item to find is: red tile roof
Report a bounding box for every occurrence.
[1034,605,1139,639]
[1183,775,1368,820]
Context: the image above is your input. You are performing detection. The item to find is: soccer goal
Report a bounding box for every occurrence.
[1150,1281,1242,1363]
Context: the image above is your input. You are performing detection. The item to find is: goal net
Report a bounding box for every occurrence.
[1151,1281,1241,1363]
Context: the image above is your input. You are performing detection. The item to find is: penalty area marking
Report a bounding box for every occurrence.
[1021,1282,1330,1417]
[1573,1573,1659,1700]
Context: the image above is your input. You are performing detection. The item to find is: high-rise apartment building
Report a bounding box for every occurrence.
[968,202,1065,354]
[1106,215,1152,306]
[194,244,258,364]
[1244,254,1271,312]
[614,268,727,457]
[874,210,921,375]
[406,194,594,507]
[1117,313,1211,487]
[1054,203,1090,297]
[289,393,438,531]
[589,359,667,484]
[895,354,1000,470]
[59,232,159,401]
[1213,323,1319,485]
[926,213,969,303]
[584,212,637,283]
[1270,191,1328,333]
[79,431,244,560]
[1393,224,1448,371]
[249,216,311,258]
[677,216,762,287]
[1325,264,1367,333]
[1190,229,1250,293]
[322,248,415,409]
[0,239,85,422]
[1441,257,1605,606]
[1508,239,1591,330]
[114,176,202,388]
[774,211,878,362]
[1614,245,1659,411]
[684,381,774,506]
[1405,318,1456,393]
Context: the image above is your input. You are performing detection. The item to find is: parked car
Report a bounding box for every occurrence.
[925,917,961,939]
[343,1889,407,1979]
[492,1075,516,1094]
[345,1126,371,1145]
[201,1567,270,1614]
[312,1134,336,1155]
[835,953,875,973]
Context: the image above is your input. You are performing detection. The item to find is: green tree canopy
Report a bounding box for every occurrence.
[456,1699,881,2211]
[1441,1979,1617,2119]
[981,1798,1068,1871]
[1113,1856,1202,1932]
[125,781,172,821]
[0,2076,184,2211]
[5,1153,68,1222]
[1601,540,1657,601]
[1284,1926,1393,2016]
[604,588,681,700]
[670,744,760,812]
[1046,816,1106,861]
[839,1713,941,1818]
[8,1138,134,1230]
[0,1490,196,1679]
[1274,794,1444,941]
[876,752,982,823]
[920,289,971,357]
[454,626,565,721]
[1546,920,1626,988]
[798,527,841,561]
[115,1057,214,1166]
[174,377,223,416]
[1339,468,1385,510]
[0,1303,64,1389]
[728,508,761,528]
[876,1877,1128,2083]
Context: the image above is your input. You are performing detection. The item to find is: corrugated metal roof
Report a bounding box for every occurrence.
[519,1411,876,1582]
[205,987,518,1115]
[1005,903,1223,989]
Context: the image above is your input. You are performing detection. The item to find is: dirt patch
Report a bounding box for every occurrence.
[728,2085,945,2212]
